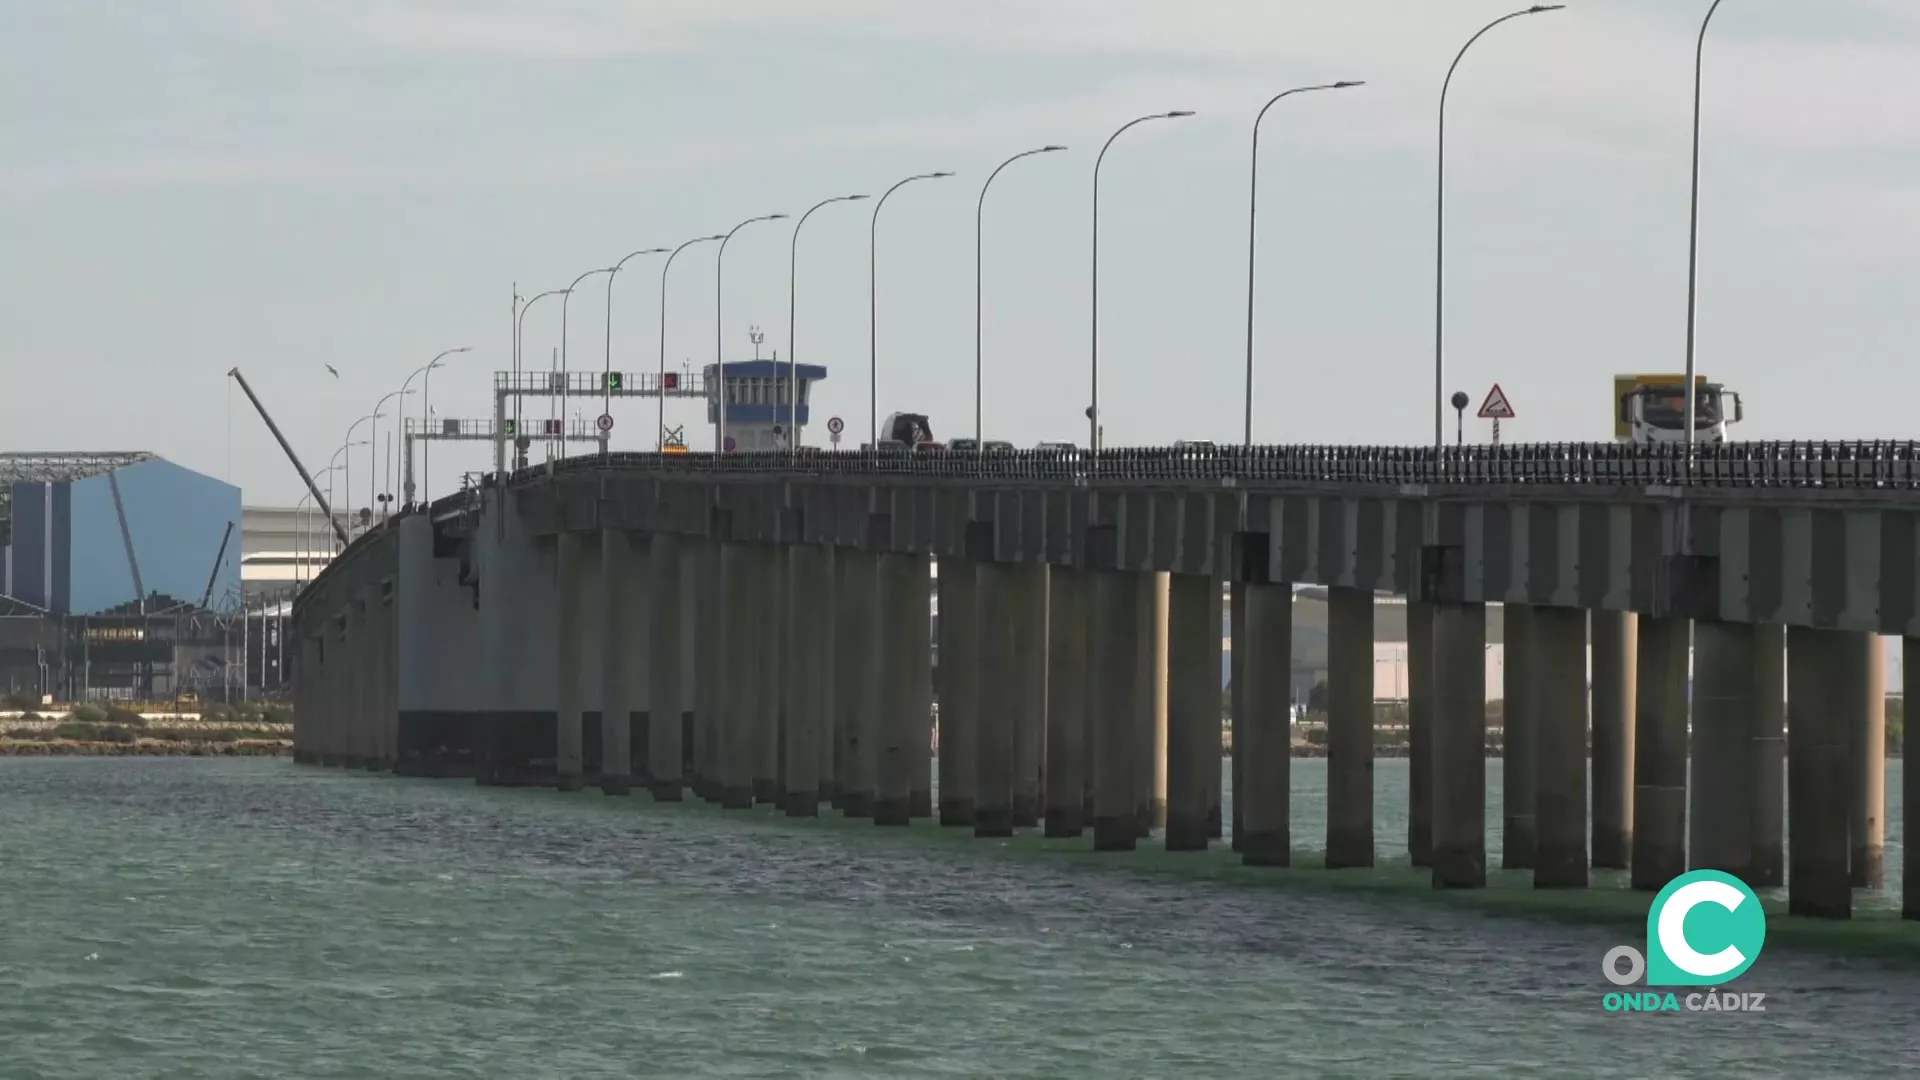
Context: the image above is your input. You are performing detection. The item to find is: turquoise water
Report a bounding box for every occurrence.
[1,757,1915,1078]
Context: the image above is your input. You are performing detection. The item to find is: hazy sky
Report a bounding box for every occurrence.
[2,0,1916,508]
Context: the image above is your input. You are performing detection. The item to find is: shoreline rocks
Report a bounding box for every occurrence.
[0,739,292,758]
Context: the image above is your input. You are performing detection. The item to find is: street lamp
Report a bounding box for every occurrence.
[605,247,670,452]
[339,417,378,540]
[716,213,786,454]
[659,235,726,450]
[369,390,412,523]
[1243,83,1362,446]
[790,195,868,457]
[560,266,616,461]
[977,147,1066,446]
[1091,111,1193,459]
[1433,4,1565,447]
[870,172,953,446]
[402,346,471,505]
[1682,0,1727,464]
[323,450,358,554]
[511,288,567,470]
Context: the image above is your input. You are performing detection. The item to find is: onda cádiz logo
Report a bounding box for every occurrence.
[1600,870,1769,1014]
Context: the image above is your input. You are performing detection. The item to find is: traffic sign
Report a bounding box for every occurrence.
[723,435,737,452]
[502,419,517,437]
[605,372,623,392]
[1477,384,1516,420]
[826,416,844,435]
[596,413,614,433]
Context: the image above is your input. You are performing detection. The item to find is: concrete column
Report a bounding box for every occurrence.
[1749,623,1786,887]
[1430,601,1488,889]
[1011,563,1047,829]
[719,542,758,810]
[1632,614,1689,892]
[1405,600,1435,867]
[1241,581,1292,867]
[1166,572,1222,851]
[1850,633,1888,889]
[1043,567,1087,837]
[693,538,722,801]
[1906,636,1919,922]
[875,553,919,826]
[976,562,1016,836]
[1501,603,1537,871]
[756,545,785,806]
[1590,609,1637,870]
[351,592,372,767]
[1787,626,1853,919]
[647,533,684,801]
[1533,607,1588,888]
[1135,572,1170,835]
[597,528,636,796]
[370,587,394,770]
[817,545,839,808]
[1091,569,1139,851]
[478,489,534,786]
[1325,586,1374,869]
[782,543,825,816]
[554,532,587,792]
[1229,583,1247,853]
[836,551,878,818]
[938,559,979,827]
[909,556,936,821]
[1690,619,1754,879]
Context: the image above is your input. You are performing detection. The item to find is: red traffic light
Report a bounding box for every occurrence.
[663,372,679,391]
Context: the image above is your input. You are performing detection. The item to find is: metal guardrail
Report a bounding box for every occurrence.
[489,441,1920,491]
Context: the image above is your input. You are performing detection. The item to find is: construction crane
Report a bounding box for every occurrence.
[227,368,350,549]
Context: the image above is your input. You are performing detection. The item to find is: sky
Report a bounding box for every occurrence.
[2,0,1917,508]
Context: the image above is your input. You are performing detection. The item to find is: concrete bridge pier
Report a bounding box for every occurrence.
[1043,566,1087,838]
[1750,624,1786,887]
[345,591,370,768]
[757,545,786,807]
[554,531,589,792]
[718,542,760,810]
[378,582,398,770]
[692,538,722,802]
[1240,580,1292,867]
[1501,603,1536,871]
[782,542,827,816]
[1091,569,1140,851]
[1430,601,1489,888]
[648,533,685,801]
[816,545,839,810]
[874,552,921,826]
[1849,633,1887,890]
[1405,600,1435,868]
[323,617,347,765]
[910,555,937,821]
[1229,584,1247,853]
[975,561,1016,837]
[1690,620,1756,880]
[1589,610,1637,870]
[1787,626,1855,918]
[1135,572,1169,837]
[938,559,979,827]
[1166,571,1221,851]
[836,550,879,818]
[597,528,644,796]
[1533,606,1588,888]
[1907,636,1919,922]
[1325,585,1374,869]
[1011,563,1047,829]
[1632,615,1690,891]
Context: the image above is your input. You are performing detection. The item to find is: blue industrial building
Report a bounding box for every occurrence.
[3,453,241,616]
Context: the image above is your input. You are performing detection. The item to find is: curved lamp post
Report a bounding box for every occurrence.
[789,195,868,457]
[1682,0,1726,461]
[1243,83,1362,446]
[401,346,471,505]
[340,415,379,540]
[1091,111,1193,459]
[870,172,953,446]
[1434,4,1564,446]
[717,214,787,453]
[658,235,726,450]
[369,389,412,522]
[511,288,567,468]
[977,147,1066,446]
[559,267,615,459]
[602,247,669,451]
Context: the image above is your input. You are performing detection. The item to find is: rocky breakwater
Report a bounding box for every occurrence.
[0,703,292,758]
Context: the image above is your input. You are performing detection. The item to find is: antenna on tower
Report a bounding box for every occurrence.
[749,325,765,361]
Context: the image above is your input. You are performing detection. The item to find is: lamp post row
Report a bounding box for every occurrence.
[401,3,1736,486]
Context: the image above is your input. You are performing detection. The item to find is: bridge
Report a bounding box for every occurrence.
[288,441,1920,924]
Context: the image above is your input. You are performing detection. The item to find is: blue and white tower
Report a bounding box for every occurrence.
[703,352,829,451]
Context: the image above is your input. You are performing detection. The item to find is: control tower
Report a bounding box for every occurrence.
[701,358,828,451]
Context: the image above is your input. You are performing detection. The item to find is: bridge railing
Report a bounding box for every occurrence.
[498,441,1920,490]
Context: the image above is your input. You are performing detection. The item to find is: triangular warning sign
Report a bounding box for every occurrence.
[1477,383,1516,420]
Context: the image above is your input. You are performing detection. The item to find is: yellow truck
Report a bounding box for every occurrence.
[1613,373,1744,445]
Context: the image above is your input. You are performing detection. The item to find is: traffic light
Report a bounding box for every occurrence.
[503,419,516,437]
[606,372,623,392]
[663,372,678,391]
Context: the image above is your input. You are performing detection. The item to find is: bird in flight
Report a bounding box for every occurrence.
[325,364,339,378]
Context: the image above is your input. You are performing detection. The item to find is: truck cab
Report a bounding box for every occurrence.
[1616,378,1743,445]
[880,412,940,451]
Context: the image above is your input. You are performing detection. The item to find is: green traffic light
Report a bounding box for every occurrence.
[607,372,623,392]
[503,420,516,436]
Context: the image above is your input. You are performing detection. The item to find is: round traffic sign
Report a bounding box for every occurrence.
[827,416,844,435]
[723,435,737,452]
[596,413,614,432]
